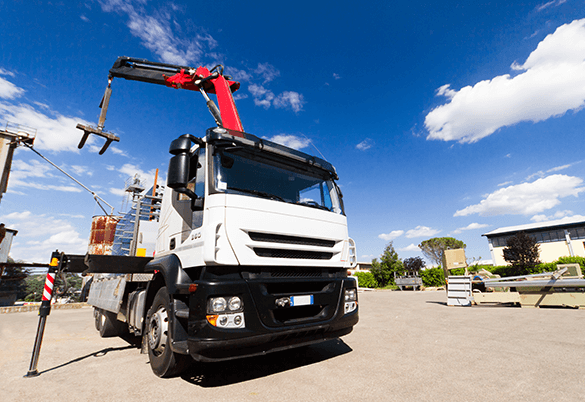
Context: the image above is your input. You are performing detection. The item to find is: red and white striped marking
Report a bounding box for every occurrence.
[42,273,56,301]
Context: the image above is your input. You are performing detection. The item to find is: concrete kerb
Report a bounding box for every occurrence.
[0,302,89,314]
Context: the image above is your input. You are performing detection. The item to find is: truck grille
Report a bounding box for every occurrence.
[248,232,335,248]
[254,248,333,260]
[246,278,342,327]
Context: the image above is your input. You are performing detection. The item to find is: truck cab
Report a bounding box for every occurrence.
[141,127,358,373]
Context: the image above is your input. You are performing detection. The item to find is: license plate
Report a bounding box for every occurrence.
[290,295,313,306]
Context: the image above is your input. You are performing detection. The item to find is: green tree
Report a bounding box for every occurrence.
[418,237,466,267]
[24,272,83,302]
[503,232,541,276]
[419,267,445,287]
[0,258,30,301]
[371,242,403,287]
[353,271,377,288]
[403,256,425,276]
[24,275,45,302]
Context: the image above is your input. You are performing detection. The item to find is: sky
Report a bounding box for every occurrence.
[1,0,584,265]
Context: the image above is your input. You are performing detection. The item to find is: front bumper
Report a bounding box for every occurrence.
[185,274,358,362]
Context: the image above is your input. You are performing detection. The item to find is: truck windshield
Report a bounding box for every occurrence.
[213,148,344,214]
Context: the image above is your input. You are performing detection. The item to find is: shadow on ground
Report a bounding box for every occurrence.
[180,339,352,387]
[425,301,448,306]
[35,334,141,376]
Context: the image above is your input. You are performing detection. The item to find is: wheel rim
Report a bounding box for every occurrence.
[148,306,169,356]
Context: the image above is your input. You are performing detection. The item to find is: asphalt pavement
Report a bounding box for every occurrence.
[1,290,584,401]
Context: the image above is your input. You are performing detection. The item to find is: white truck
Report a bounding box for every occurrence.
[68,57,358,377]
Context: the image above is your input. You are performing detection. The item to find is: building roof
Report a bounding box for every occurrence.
[482,216,585,237]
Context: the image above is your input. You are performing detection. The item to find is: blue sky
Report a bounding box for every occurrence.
[1,0,584,265]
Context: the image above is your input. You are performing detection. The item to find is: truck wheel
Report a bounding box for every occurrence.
[99,310,120,338]
[94,308,102,331]
[146,287,192,378]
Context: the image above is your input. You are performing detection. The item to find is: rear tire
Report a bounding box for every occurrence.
[94,308,102,331]
[99,310,122,338]
[146,287,192,378]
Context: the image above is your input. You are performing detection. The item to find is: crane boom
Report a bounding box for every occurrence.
[77,56,244,153]
[109,57,244,133]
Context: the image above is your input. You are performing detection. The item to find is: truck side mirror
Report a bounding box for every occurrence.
[167,134,202,202]
[167,153,190,190]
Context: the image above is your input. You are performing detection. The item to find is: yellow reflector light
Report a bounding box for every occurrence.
[206,315,218,327]
[49,258,59,267]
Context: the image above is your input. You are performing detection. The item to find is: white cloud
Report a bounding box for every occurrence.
[233,93,249,101]
[398,243,421,252]
[10,159,53,181]
[547,163,574,173]
[0,211,89,262]
[70,165,93,176]
[455,174,584,217]
[425,19,585,143]
[229,68,252,82]
[99,0,215,65]
[264,134,310,150]
[378,230,404,241]
[498,181,513,187]
[273,91,305,113]
[406,226,441,238]
[1,210,32,220]
[536,0,566,12]
[0,101,92,152]
[530,210,581,222]
[356,138,373,151]
[109,146,129,157]
[526,163,576,181]
[333,73,341,80]
[249,85,304,112]
[436,84,456,99]
[80,14,90,22]
[6,159,83,193]
[118,163,159,191]
[0,68,15,78]
[0,74,25,100]
[255,63,280,83]
[452,222,489,234]
[249,84,274,109]
[109,187,127,197]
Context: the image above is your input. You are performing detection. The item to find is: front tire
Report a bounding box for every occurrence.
[146,287,191,378]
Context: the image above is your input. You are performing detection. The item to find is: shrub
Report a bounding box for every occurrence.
[420,268,445,288]
[556,256,585,270]
[472,257,585,279]
[354,271,377,288]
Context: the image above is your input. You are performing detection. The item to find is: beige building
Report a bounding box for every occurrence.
[482,217,585,266]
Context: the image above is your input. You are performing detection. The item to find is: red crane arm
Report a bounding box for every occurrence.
[109,57,244,134]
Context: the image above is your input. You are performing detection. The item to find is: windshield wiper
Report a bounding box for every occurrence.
[296,200,331,211]
[227,187,286,202]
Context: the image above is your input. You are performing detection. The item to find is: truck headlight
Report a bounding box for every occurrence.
[208,296,243,314]
[207,296,245,329]
[228,296,242,311]
[345,288,357,302]
[211,297,227,312]
[344,288,357,314]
